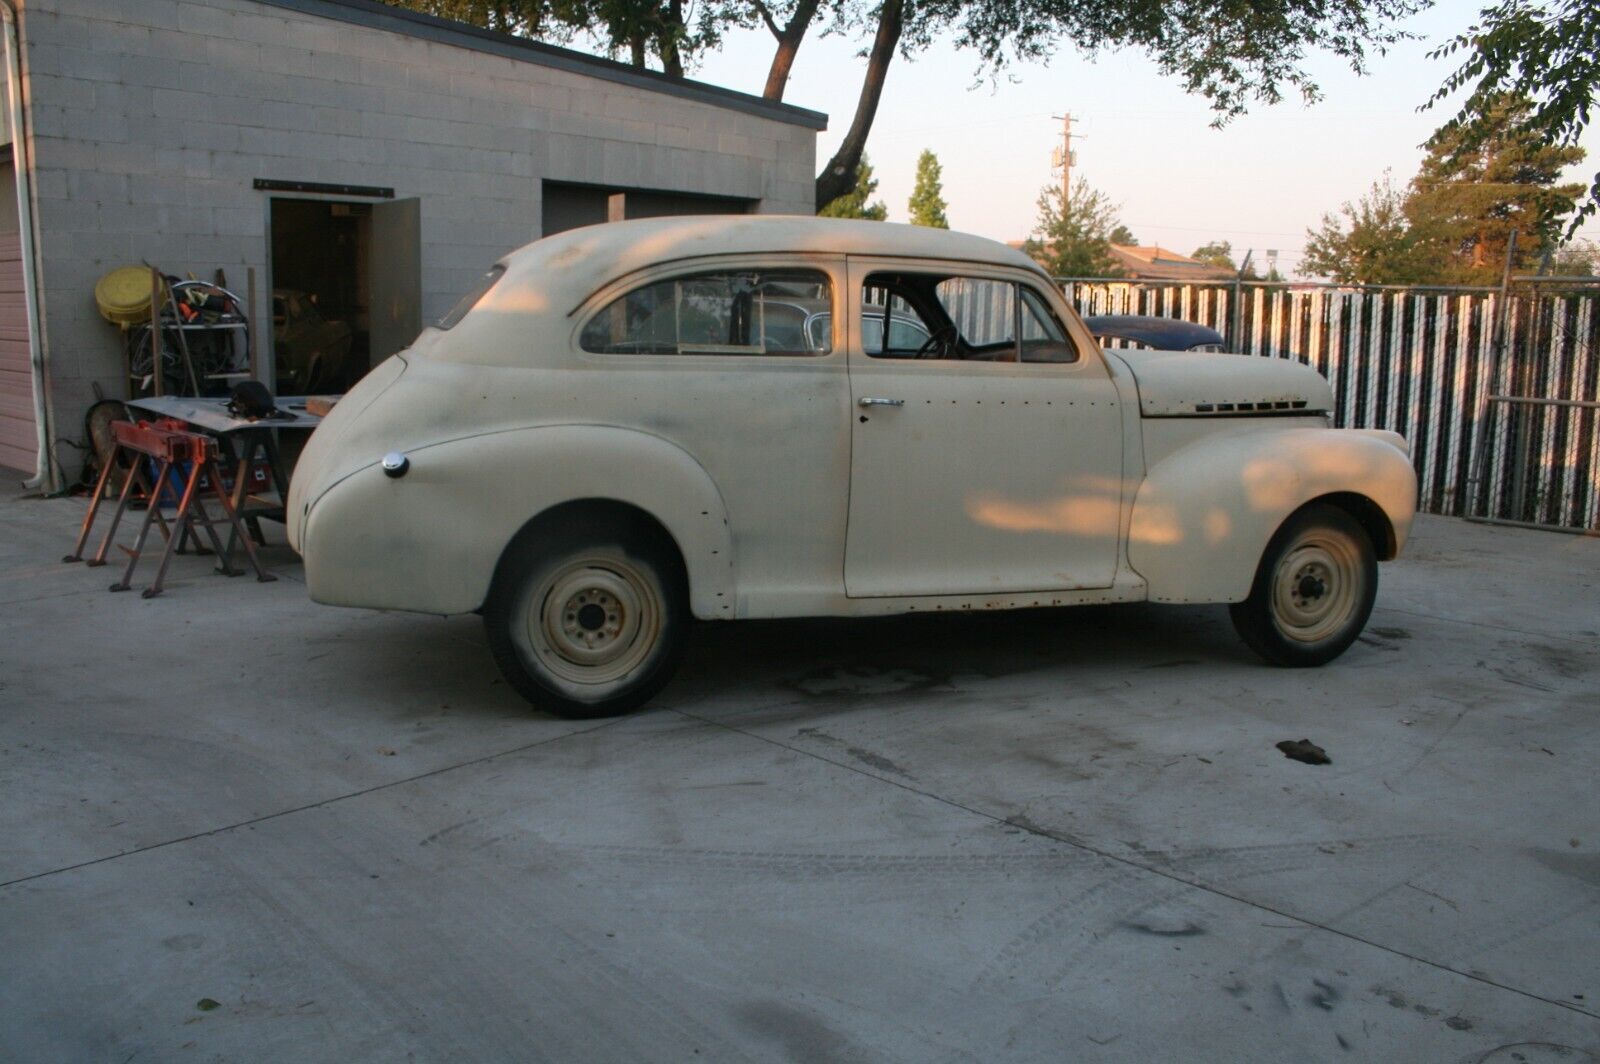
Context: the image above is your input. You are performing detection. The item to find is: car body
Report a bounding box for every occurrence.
[1085,314,1227,352]
[287,217,1417,717]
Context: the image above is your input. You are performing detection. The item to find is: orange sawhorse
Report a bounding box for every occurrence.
[63,418,274,597]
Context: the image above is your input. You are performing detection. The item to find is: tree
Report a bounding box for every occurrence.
[384,0,718,76]
[816,0,1422,210]
[1301,174,1433,284]
[1301,104,1587,285]
[1022,179,1125,278]
[1108,224,1138,246]
[1424,0,1600,236]
[746,0,826,100]
[1549,238,1600,275]
[813,0,905,208]
[906,149,949,228]
[1191,241,1239,272]
[817,152,888,219]
[1407,94,1586,280]
[386,0,551,33]
[392,0,1426,216]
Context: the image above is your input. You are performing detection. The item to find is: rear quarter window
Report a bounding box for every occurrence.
[581,269,832,356]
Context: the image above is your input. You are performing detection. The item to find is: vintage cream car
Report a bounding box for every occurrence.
[286,217,1417,718]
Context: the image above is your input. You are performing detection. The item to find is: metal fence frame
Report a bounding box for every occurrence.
[1056,276,1600,533]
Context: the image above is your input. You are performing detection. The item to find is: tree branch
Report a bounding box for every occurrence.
[814,0,904,208]
[762,0,820,99]
[749,0,782,40]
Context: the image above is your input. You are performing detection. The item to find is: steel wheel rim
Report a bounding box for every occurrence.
[525,557,661,688]
[1270,531,1361,644]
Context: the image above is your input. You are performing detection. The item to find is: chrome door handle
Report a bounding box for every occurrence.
[858,397,905,407]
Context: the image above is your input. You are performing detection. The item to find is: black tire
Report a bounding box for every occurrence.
[484,518,688,718]
[1230,503,1378,667]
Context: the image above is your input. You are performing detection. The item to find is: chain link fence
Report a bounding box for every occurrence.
[1059,277,1600,532]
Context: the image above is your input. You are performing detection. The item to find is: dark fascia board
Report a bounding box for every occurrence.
[251,0,829,131]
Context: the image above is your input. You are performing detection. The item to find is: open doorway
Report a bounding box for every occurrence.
[268,197,420,394]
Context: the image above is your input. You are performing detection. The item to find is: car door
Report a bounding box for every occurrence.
[573,255,853,613]
[843,258,1125,597]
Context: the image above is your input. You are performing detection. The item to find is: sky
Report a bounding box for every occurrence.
[675,0,1600,278]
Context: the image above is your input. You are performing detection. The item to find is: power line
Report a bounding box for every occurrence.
[1127,221,1313,238]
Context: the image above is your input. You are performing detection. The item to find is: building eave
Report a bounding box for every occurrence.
[254,0,830,132]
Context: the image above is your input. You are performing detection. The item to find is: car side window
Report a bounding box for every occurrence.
[863,272,1080,365]
[581,269,831,356]
[859,289,931,356]
[935,278,1016,360]
[1019,286,1077,363]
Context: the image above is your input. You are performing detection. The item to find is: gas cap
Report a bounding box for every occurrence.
[381,452,410,478]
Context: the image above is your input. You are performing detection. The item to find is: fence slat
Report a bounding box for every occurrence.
[1056,278,1600,530]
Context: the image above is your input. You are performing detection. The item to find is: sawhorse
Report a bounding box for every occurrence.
[64,418,275,597]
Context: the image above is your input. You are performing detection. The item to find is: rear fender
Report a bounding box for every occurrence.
[302,425,734,618]
[1127,428,1416,603]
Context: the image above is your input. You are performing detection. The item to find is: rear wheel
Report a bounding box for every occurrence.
[484,522,687,718]
[1230,503,1377,667]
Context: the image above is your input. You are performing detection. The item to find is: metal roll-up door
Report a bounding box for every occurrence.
[0,228,33,472]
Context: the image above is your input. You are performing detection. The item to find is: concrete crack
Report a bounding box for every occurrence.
[0,716,625,890]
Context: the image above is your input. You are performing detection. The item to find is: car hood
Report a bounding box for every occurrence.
[1106,348,1335,418]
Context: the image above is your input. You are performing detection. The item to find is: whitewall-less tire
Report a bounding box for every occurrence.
[1229,503,1377,667]
[485,523,687,718]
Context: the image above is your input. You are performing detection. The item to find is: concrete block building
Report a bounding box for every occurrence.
[0,0,826,487]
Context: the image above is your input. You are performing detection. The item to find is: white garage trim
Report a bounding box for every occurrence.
[0,1,55,491]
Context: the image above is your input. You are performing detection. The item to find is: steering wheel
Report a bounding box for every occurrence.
[914,326,958,360]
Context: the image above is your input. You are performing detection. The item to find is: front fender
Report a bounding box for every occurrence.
[301,425,735,618]
[1127,427,1417,603]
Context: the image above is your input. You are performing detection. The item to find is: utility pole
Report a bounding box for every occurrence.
[1050,113,1082,205]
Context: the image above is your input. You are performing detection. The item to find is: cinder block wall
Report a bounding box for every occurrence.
[18,0,820,476]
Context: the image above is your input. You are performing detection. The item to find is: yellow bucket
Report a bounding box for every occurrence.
[95,266,164,326]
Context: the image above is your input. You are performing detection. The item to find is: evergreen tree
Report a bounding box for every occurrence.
[1425,0,1600,234]
[1108,224,1138,246]
[817,153,888,220]
[1407,95,1586,281]
[1022,179,1125,278]
[1302,98,1586,285]
[907,150,950,228]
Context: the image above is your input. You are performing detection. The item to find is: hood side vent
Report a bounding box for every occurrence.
[1193,399,1309,415]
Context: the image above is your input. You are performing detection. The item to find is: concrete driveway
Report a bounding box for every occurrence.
[2,487,1596,1062]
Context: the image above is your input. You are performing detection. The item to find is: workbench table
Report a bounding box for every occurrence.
[124,395,328,565]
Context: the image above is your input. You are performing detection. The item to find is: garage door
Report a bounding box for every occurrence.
[0,229,34,473]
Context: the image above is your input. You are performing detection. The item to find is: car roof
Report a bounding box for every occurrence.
[487,217,1051,317]
[1083,314,1225,349]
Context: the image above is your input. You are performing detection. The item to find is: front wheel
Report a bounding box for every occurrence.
[1230,503,1377,667]
[484,525,687,718]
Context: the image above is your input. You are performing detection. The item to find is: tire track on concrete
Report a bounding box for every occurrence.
[673,706,1600,1022]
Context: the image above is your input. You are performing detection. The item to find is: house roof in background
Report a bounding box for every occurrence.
[254,0,830,130]
[1006,240,1237,281]
[1108,245,1234,281]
